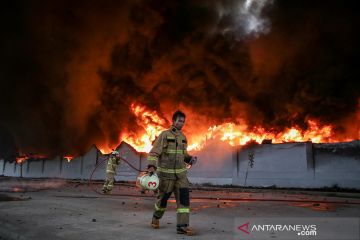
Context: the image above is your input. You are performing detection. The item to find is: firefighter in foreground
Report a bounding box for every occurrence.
[102,150,121,194]
[147,110,197,236]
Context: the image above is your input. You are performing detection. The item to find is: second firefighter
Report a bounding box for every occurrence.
[102,150,121,194]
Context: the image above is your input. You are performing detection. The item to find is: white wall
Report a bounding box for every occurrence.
[312,142,360,188]
[232,143,314,188]
[82,145,103,180]
[115,142,141,182]
[61,157,82,179]
[188,139,234,185]
[1,141,359,189]
[0,159,4,175]
[43,157,62,178]
[23,160,44,178]
[3,161,20,177]
[232,141,360,189]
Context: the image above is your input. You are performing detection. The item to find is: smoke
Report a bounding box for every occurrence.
[216,0,273,38]
[0,0,359,157]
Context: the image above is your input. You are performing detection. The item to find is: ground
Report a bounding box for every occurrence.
[0,177,359,240]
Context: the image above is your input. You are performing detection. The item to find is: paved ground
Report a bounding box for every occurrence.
[0,177,359,240]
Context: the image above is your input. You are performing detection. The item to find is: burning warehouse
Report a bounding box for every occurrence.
[0,0,359,239]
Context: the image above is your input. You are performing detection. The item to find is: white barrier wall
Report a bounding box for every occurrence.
[23,160,44,178]
[188,139,234,185]
[115,142,142,182]
[1,141,359,189]
[232,141,360,188]
[89,155,106,181]
[43,157,62,178]
[232,143,314,188]
[82,145,103,180]
[3,161,20,177]
[61,156,82,179]
[0,159,4,175]
[83,143,142,181]
[312,142,360,188]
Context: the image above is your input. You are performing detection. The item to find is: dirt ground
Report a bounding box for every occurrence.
[0,177,359,240]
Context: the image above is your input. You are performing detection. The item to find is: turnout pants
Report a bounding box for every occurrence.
[153,177,190,227]
[102,158,119,192]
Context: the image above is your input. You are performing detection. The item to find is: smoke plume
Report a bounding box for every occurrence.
[0,0,359,158]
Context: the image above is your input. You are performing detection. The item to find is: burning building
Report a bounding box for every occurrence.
[0,1,359,188]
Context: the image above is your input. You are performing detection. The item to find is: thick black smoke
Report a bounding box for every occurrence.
[0,0,359,158]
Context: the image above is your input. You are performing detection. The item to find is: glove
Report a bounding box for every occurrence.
[116,158,121,165]
[187,156,197,166]
[147,164,156,176]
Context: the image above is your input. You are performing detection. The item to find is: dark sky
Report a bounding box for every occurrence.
[0,0,359,158]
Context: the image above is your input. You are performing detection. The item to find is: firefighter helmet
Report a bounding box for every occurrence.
[137,172,159,190]
[111,150,120,156]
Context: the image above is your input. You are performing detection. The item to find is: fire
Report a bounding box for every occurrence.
[64,156,74,162]
[98,148,111,154]
[15,154,47,164]
[186,119,346,151]
[118,102,352,153]
[16,155,75,164]
[16,156,28,164]
[13,102,357,160]
[120,102,167,152]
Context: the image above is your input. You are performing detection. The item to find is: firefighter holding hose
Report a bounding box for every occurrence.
[102,150,121,194]
[147,110,197,236]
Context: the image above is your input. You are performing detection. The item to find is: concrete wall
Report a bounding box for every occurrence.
[0,159,4,175]
[82,145,103,180]
[232,141,360,188]
[115,142,142,182]
[232,143,314,188]
[23,159,44,178]
[85,143,143,181]
[3,161,20,177]
[61,157,83,179]
[1,140,359,189]
[188,140,233,185]
[312,142,360,188]
[43,157,62,178]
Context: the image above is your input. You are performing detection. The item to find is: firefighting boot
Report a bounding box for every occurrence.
[101,188,111,194]
[177,225,195,236]
[151,216,160,229]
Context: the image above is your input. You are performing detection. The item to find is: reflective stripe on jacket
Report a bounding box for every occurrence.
[147,126,191,179]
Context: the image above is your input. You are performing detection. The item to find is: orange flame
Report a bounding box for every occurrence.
[15,154,47,164]
[98,147,112,154]
[116,102,354,153]
[64,156,74,162]
[16,156,28,164]
[120,102,167,152]
[187,119,344,151]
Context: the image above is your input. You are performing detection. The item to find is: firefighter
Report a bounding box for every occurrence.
[147,110,197,236]
[102,150,121,194]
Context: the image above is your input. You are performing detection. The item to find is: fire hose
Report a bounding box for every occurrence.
[88,156,146,195]
[86,157,360,205]
[88,155,196,195]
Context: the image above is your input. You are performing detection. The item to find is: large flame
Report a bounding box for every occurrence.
[15,102,357,161]
[114,102,353,153]
[120,103,167,153]
[187,120,344,151]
